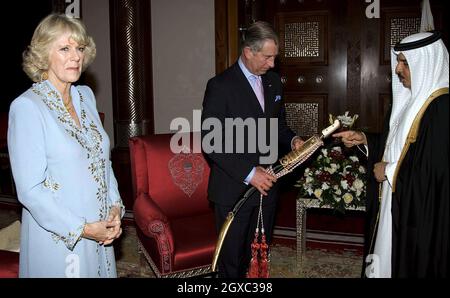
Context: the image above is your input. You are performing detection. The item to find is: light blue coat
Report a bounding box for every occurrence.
[7,80,124,278]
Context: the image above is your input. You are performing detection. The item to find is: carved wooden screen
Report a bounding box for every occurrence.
[381,9,421,64]
[275,11,330,138]
[284,95,326,138]
[263,0,447,135]
[278,13,327,64]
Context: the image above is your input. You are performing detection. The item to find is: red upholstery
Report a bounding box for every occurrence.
[129,133,216,277]
[0,250,19,278]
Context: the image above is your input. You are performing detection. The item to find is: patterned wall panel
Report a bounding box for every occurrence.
[284,21,320,58]
[390,17,420,47]
[276,12,327,64]
[381,10,421,64]
[283,94,327,138]
[285,102,320,137]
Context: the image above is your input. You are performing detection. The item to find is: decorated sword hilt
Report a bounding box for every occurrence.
[266,119,341,178]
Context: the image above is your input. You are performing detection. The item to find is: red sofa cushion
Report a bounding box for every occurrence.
[0,250,19,278]
[171,212,216,271]
[131,133,211,219]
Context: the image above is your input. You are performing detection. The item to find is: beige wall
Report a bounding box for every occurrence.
[82,0,114,145]
[151,0,215,133]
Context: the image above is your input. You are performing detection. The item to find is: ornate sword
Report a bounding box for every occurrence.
[211,119,341,272]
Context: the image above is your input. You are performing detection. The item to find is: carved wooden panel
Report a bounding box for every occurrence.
[347,39,361,115]
[284,21,320,58]
[381,9,421,64]
[283,94,327,138]
[276,11,328,64]
[279,67,328,92]
[390,17,421,47]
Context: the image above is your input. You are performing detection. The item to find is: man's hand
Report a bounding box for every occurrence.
[250,166,277,196]
[292,136,305,151]
[333,130,367,147]
[373,162,387,183]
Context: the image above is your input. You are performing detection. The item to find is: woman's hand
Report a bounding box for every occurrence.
[103,206,123,245]
[82,207,122,245]
[107,206,122,221]
[104,206,122,245]
[82,221,119,245]
[333,130,367,147]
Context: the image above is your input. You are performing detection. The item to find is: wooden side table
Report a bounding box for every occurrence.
[295,197,365,273]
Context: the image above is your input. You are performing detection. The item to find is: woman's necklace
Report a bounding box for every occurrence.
[63,95,73,113]
[63,94,81,128]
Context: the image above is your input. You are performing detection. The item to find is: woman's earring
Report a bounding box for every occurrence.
[40,71,48,82]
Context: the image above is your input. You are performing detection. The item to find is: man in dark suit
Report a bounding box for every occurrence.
[201,21,303,278]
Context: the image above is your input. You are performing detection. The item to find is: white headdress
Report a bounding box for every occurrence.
[384,31,449,182]
[372,32,448,278]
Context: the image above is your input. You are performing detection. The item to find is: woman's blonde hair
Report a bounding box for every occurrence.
[22,14,97,82]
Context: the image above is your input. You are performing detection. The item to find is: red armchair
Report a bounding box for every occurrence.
[0,250,19,278]
[129,133,216,277]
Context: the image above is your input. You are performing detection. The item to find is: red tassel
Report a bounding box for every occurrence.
[247,232,260,278]
[247,195,270,278]
[259,234,269,278]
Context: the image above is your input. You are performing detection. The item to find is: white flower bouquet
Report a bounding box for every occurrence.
[296,111,366,213]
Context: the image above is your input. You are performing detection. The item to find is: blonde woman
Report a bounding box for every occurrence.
[7,14,124,277]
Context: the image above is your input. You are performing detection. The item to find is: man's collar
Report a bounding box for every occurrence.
[238,57,258,79]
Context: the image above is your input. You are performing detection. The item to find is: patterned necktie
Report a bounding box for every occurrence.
[251,75,265,112]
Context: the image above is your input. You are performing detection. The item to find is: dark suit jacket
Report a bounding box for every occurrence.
[201,62,295,207]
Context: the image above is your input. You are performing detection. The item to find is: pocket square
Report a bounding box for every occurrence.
[275,95,282,102]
